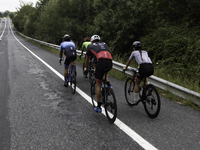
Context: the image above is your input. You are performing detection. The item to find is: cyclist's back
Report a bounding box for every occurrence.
[82,41,91,51]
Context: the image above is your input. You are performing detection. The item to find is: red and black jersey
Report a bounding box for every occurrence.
[86,42,112,61]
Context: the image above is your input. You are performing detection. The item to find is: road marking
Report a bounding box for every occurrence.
[0,18,6,40]
[9,19,158,150]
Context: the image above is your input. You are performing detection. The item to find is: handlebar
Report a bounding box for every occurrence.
[122,67,138,77]
[59,58,63,65]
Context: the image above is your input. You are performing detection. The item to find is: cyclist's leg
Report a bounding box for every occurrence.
[146,64,154,85]
[103,59,112,86]
[135,78,141,93]
[93,56,97,73]
[70,61,76,69]
[96,81,102,104]
[64,65,69,86]
[95,59,105,111]
[64,57,71,86]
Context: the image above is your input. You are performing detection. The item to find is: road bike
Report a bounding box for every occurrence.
[81,56,95,84]
[68,62,76,94]
[123,68,161,118]
[60,59,76,94]
[90,70,117,123]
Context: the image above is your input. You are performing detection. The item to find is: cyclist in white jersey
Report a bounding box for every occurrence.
[123,41,154,103]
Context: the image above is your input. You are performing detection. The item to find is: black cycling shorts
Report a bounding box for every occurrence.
[64,55,77,67]
[95,59,112,83]
[137,63,154,80]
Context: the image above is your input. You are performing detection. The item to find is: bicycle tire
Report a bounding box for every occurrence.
[89,65,94,84]
[105,87,117,124]
[82,62,85,77]
[143,84,161,118]
[90,80,96,107]
[70,71,76,94]
[124,77,135,106]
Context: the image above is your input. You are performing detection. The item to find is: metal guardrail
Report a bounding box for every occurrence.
[17,32,200,106]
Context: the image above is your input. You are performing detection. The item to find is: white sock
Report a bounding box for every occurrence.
[134,93,139,101]
[145,81,150,86]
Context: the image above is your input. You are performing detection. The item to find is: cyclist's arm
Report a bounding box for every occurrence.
[59,46,63,59]
[123,59,132,70]
[84,55,90,71]
[81,43,85,55]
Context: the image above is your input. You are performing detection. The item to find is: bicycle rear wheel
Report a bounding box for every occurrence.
[89,65,94,84]
[143,84,161,118]
[105,87,117,124]
[82,62,85,77]
[90,80,96,107]
[70,71,76,94]
[124,77,135,106]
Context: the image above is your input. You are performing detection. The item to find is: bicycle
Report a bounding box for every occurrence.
[68,62,76,94]
[90,69,117,123]
[82,56,95,84]
[123,68,161,118]
[60,59,76,94]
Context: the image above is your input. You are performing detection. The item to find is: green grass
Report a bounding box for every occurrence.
[20,34,200,111]
[153,67,200,94]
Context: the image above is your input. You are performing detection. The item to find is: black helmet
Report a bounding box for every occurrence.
[132,41,142,49]
[63,34,70,41]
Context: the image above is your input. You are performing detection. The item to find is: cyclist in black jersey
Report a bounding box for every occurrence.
[84,35,113,113]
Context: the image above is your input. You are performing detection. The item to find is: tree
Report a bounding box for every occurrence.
[4,10,10,17]
[12,2,35,32]
[8,12,15,19]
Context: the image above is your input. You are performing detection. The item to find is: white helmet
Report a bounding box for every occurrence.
[90,35,100,42]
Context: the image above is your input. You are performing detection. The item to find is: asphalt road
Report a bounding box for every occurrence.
[0,18,200,150]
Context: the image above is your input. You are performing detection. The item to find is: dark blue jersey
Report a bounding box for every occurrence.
[60,41,76,56]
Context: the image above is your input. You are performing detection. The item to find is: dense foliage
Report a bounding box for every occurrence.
[12,0,200,87]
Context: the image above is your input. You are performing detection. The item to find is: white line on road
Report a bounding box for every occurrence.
[0,18,7,40]
[9,19,158,150]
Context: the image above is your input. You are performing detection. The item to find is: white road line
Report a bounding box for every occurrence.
[9,19,158,150]
[0,18,7,40]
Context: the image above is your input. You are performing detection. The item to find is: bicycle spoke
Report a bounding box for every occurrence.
[105,88,117,124]
[125,77,135,106]
[143,84,161,118]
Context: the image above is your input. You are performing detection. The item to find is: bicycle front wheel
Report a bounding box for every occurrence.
[143,84,161,118]
[70,72,76,94]
[105,88,117,124]
[124,77,135,106]
[90,80,96,107]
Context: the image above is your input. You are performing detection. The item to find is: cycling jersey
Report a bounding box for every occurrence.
[129,50,152,65]
[60,41,76,56]
[86,42,112,61]
[60,41,77,67]
[82,41,91,50]
[86,42,112,83]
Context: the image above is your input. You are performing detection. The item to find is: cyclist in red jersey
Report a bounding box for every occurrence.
[84,35,113,112]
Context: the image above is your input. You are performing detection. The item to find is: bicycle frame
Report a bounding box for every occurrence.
[123,68,161,118]
[125,69,148,104]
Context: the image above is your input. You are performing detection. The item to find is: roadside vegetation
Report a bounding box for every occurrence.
[12,0,200,108]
